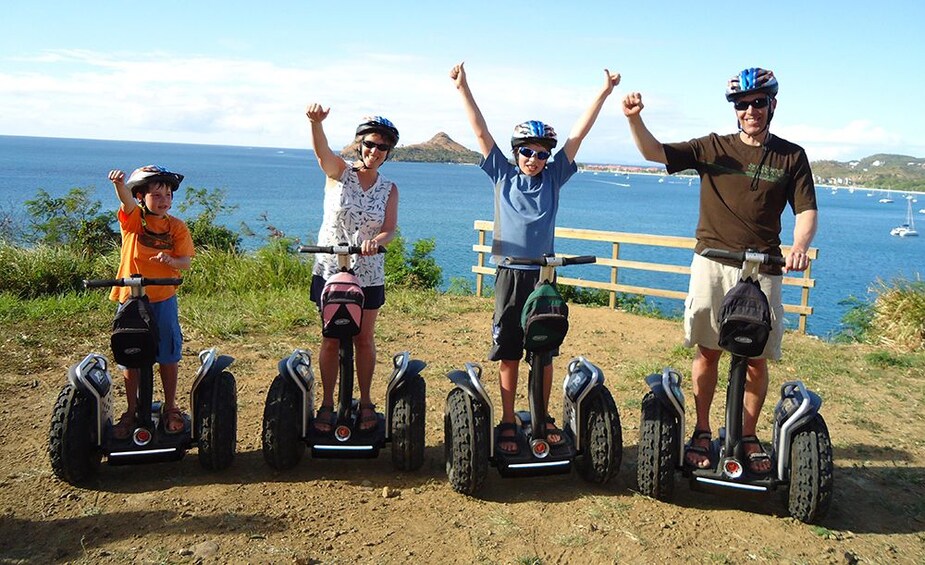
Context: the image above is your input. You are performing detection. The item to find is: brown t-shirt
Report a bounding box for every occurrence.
[664,133,817,275]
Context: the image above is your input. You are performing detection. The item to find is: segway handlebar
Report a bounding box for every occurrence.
[298,244,387,255]
[84,276,183,289]
[700,248,786,267]
[503,255,597,267]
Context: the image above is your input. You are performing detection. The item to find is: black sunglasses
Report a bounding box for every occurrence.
[517,147,551,160]
[362,140,391,151]
[733,97,771,111]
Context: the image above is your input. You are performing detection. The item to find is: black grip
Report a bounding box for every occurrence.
[84,278,120,288]
[503,257,537,266]
[563,255,597,265]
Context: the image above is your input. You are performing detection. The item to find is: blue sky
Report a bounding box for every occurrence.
[2,1,923,165]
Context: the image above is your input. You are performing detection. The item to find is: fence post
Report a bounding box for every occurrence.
[476,228,486,297]
[798,260,813,334]
[609,242,620,309]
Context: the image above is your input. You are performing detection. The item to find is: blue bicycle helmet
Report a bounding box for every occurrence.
[355,116,399,147]
[725,68,779,102]
[125,165,184,198]
[510,120,558,150]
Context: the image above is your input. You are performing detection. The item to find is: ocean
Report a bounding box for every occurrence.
[2,135,923,338]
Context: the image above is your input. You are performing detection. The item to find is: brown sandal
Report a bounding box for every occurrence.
[358,403,378,433]
[162,406,186,434]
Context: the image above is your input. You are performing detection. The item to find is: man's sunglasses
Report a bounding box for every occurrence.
[517,147,551,160]
[362,140,392,151]
[733,97,771,111]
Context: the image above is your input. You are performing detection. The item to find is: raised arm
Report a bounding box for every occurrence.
[450,62,495,158]
[560,69,621,164]
[622,92,667,164]
[305,103,348,180]
[108,169,137,215]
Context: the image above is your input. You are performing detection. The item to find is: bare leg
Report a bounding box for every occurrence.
[318,337,339,408]
[498,359,520,453]
[744,358,772,473]
[123,368,139,416]
[159,362,184,432]
[354,309,378,430]
[687,346,722,468]
[541,361,562,444]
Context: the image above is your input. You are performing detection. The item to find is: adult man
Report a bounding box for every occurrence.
[622,68,818,474]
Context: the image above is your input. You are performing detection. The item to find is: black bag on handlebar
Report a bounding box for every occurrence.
[521,282,569,352]
[718,278,771,358]
[111,296,159,367]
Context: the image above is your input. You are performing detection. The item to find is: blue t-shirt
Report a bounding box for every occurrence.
[480,144,578,269]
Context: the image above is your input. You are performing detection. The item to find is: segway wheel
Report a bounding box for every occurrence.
[576,387,623,484]
[444,388,489,495]
[390,374,426,471]
[196,371,238,471]
[637,391,680,500]
[48,384,101,484]
[786,414,834,523]
[262,374,305,470]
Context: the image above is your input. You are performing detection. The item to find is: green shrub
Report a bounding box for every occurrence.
[384,231,442,290]
[23,188,118,254]
[868,277,925,352]
[0,242,117,298]
[176,187,242,252]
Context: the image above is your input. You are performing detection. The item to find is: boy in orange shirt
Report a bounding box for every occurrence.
[107,165,195,439]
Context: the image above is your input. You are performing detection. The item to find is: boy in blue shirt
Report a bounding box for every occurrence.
[450,62,620,454]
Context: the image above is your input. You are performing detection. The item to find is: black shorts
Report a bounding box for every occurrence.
[488,267,558,361]
[310,275,385,311]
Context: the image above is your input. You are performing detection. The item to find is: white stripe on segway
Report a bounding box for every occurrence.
[109,448,180,457]
[694,477,768,492]
[313,444,376,452]
[507,461,571,470]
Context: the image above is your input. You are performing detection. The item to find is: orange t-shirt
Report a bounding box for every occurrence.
[110,206,195,303]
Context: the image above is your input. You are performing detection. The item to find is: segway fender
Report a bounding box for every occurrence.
[277,349,315,436]
[772,380,823,480]
[67,353,113,446]
[644,368,686,419]
[190,348,236,432]
[384,351,427,437]
[446,363,492,407]
[562,356,604,451]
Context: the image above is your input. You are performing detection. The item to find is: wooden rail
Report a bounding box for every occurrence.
[471,220,819,334]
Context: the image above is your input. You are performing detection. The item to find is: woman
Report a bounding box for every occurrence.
[305,104,400,434]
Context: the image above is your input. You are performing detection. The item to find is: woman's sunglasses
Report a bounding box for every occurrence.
[362,140,392,151]
[517,147,551,160]
[732,97,771,111]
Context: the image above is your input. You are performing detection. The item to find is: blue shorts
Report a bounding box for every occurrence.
[118,295,183,365]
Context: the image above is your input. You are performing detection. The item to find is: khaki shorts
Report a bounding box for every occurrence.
[683,254,784,360]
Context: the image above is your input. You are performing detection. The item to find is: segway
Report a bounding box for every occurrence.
[444,254,622,495]
[637,248,833,523]
[48,275,237,485]
[261,244,427,471]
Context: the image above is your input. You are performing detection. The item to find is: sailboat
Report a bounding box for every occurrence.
[890,199,919,237]
[879,189,894,204]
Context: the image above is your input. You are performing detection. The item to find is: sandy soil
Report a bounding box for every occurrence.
[1,298,923,564]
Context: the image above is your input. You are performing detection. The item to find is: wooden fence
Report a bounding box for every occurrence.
[470,220,819,334]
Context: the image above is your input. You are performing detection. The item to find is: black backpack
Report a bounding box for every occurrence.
[521,282,569,352]
[717,278,771,358]
[111,296,159,368]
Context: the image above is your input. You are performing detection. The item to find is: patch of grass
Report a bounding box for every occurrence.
[515,557,541,565]
[865,351,916,368]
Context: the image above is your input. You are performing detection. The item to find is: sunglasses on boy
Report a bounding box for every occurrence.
[517,147,551,161]
[732,97,771,111]
[362,140,392,151]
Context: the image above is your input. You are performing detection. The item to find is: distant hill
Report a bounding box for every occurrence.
[811,153,925,191]
[342,132,481,164]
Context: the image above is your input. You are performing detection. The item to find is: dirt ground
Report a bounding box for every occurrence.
[1,297,924,564]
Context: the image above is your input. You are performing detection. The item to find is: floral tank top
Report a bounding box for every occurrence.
[312,167,394,286]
